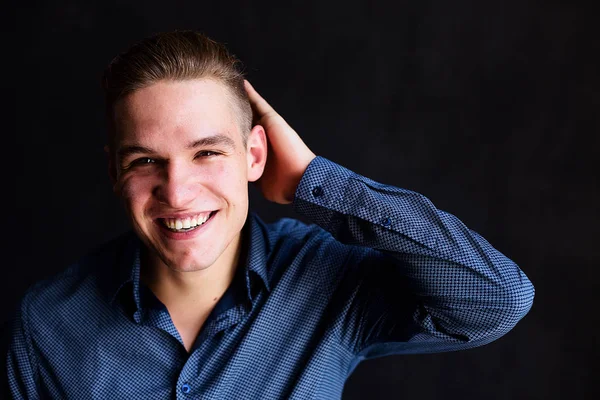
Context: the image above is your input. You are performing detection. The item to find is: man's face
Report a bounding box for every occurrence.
[110,79,266,272]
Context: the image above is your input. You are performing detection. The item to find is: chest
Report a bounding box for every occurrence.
[35,268,340,399]
[168,305,216,352]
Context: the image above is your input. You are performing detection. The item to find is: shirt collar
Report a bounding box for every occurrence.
[107,211,271,308]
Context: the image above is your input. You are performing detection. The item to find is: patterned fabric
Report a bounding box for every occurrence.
[6,156,534,399]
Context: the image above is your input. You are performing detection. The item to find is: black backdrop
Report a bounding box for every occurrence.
[4,0,598,399]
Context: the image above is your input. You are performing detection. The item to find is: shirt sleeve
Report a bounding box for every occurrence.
[292,156,535,358]
[6,298,40,400]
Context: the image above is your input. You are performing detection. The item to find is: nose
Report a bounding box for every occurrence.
[153,161,198,209]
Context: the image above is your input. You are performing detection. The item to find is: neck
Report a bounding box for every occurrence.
[140,232,243,308]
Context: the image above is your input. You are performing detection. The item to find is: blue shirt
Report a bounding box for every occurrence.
[6,156,535,399]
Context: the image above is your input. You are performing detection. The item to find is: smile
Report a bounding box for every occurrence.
[159,211,217,233]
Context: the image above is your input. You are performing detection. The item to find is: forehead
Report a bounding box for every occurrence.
[113,79,240,146]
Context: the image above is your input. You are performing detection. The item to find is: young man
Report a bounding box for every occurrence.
[6,31,534,399]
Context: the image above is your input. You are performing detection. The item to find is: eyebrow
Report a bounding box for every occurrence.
[117,134,236,160]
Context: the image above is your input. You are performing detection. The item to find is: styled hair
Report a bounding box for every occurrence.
[101,30,252,152]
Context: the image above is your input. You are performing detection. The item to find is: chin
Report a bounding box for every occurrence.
[159,248,220,272]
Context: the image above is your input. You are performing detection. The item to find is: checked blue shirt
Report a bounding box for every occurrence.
[6,156,534,399]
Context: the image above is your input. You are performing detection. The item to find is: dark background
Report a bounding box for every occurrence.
[4,0,598,399]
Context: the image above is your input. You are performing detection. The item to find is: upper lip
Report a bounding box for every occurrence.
[153,210,217,220]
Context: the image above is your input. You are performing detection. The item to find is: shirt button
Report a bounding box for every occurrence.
[382,217,392,227]
[312,186,324,197]
[181,383,191,394]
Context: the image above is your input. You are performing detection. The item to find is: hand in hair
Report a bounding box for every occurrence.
[245,80,316,205]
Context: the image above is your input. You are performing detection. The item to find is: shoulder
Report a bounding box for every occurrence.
[257,214,333,247]
[16,231,135,327]
[254,213,357,270]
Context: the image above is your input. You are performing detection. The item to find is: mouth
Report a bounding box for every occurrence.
[158,210,218,233]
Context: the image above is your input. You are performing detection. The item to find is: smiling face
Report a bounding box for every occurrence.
[109,78,266,273]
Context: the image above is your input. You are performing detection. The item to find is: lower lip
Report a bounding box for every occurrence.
[155,211,218,240]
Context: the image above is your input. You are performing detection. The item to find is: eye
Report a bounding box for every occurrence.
[130,157,155,166]
[195,151,220,158]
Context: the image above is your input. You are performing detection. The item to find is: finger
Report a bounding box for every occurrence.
[244,80,276,117]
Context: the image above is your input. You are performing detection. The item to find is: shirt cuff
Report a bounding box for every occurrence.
[292,156,355,231]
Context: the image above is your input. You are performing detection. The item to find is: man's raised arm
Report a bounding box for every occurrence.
[245,80,535,357]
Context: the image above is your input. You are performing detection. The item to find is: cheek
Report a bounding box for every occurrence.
[219,162,248,197]
[204,160,245,191]
[118,175,154,209]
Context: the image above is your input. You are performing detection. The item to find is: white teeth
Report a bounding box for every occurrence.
[162,212,214,231]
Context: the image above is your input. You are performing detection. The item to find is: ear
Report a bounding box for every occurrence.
[245,124,267,182]
[104,145,119,194]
